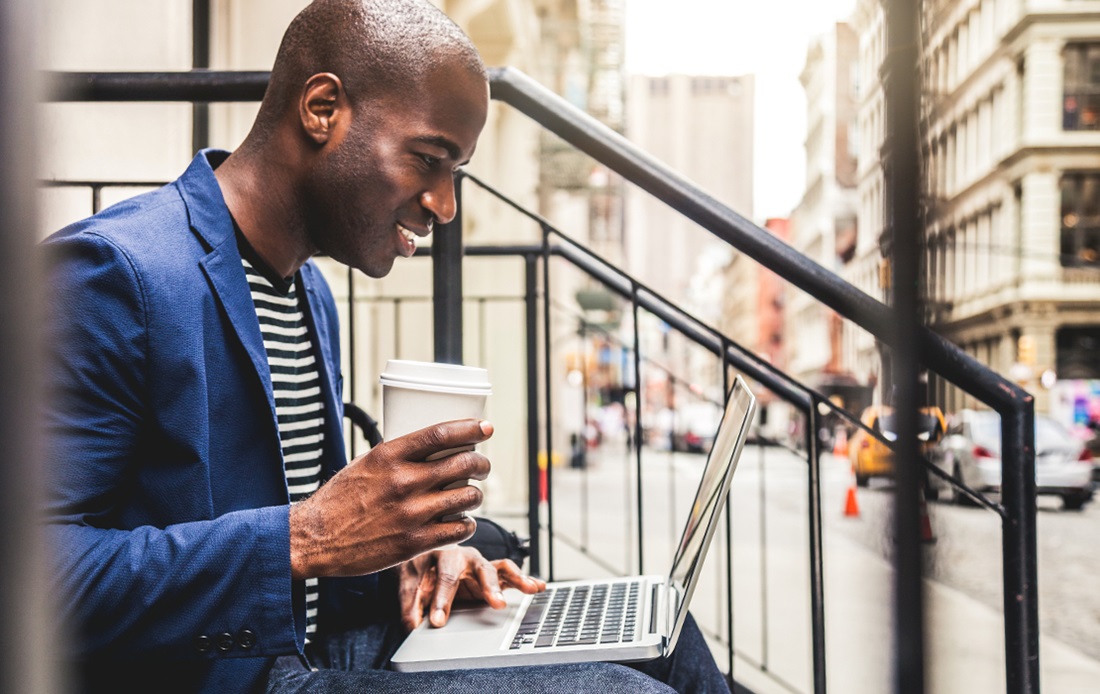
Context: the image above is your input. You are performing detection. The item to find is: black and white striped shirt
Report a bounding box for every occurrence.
[239,244,325,638]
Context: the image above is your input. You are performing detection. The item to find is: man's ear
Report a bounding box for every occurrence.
[299,73,346,145]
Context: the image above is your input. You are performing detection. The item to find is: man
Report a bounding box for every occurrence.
[42,1,728,692]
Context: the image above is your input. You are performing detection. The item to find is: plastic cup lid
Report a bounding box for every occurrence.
[379,360,491,395]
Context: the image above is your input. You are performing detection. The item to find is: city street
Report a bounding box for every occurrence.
[541,441,1100,694]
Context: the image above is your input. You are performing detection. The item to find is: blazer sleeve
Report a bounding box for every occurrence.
[41,231,301,660]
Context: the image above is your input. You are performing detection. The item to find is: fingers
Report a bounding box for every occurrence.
[426,548,508,627]
[413,549,548,631]
[471,555,506,609]
[397,561,431,631]
[415,567,438,629]
[398,448,491,507]
[412,514,477,550]
[427,482,484,524]
[493,559,546,594]
[428,550,468,627]
[373,441,490,493]
[394,419,493,462]
[424,449,491,484]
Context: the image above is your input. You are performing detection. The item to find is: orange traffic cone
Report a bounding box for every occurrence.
[844,484,860,518]
[919,495,935,543]
[833,427,849,457]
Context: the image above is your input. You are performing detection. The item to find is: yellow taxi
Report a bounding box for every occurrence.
[849,405,946,487]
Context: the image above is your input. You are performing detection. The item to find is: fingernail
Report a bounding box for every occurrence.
[493,591,505,603]
[432,609,446,625]
[479,420,493,436]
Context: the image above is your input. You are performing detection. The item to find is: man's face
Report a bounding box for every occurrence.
[303,62,489,278]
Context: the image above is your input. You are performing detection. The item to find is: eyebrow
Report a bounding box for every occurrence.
[413,135,466,164]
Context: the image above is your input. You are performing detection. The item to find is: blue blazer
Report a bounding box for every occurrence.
[42,151,380,692]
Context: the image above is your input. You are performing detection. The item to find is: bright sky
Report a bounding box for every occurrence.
[625,0,858,221]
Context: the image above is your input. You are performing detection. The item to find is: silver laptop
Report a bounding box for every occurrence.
[391,376,756,672]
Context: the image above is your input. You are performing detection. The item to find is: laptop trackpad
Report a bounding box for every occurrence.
[436,602,519,632]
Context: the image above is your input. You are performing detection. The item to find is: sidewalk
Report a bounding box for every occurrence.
[814,530,1100,694]
[532,443,1100,694]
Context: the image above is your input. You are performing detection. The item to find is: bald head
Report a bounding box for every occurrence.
[256,0,486,132]
[218,0,489,279]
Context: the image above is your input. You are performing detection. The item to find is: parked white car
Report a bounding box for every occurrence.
[929,409,1094,510]
[673,401,723,454]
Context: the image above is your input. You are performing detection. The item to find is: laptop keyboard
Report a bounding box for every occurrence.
[509,580,642,650]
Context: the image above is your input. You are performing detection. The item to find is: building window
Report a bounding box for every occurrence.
[1060,173,1100,267]
[649,78,669,97]
[1057,327,1100,380]
[1063,43,1100,130]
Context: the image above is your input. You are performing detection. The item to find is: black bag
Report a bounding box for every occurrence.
[462,516,530,567]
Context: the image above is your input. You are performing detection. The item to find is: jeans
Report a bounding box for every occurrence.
[265,613,729,693]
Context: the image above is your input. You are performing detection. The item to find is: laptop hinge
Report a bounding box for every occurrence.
[661,583,682,658]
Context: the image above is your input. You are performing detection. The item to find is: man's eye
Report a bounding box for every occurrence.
[419,154,440,167]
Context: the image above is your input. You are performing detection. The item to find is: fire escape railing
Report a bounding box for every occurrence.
[43,66,1039,694]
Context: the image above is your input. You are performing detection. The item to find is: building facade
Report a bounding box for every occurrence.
[849,0,1100,422]
[623,73,754,304]
[848,0,888,394]
[788,23,864,408]
[917,0,1100,420]
[622,72,755,419]
[718,217,792,439]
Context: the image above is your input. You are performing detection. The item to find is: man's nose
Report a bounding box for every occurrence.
[421,173,457,226]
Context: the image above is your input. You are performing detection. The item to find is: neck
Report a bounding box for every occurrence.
[214,139,315,278]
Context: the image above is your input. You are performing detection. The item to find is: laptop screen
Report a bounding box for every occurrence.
[664,376,756,655]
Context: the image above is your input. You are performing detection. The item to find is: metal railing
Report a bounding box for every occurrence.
[43,66,1039,694]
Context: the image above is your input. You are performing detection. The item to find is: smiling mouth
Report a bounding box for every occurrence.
[396,222,434,258]
[398,223,417,244]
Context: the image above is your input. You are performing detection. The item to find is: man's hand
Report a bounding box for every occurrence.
[396,545,547,631]
[288,419,493,579]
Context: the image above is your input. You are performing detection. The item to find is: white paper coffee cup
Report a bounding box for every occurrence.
[380,360,491,520]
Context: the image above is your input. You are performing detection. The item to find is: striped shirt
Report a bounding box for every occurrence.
[239,243,324,638]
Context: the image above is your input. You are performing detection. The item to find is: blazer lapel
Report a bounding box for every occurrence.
[178,150,278,424]
[200,249,277,421]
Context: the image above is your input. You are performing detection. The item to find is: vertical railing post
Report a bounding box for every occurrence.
[1001,403,1039,694]
[579,320,589,549]
[760,406,771,670]
[883,1,926,692]
[631,287,644,575]
[806,400,827,694]
[525,253,542,577]
[191,0,210,152]
[541,226,555,581]
[433,174,464,364]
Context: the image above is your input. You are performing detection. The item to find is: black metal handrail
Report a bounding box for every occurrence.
[41,67,1040,694]
[487,66,1038,694]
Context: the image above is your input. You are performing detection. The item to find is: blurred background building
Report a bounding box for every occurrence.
[783,0,1100,432]
[788,22,869,420]
[916,0,1100,426]
[623,72,754,426]
[719,217,792,440]
[848,0,888,396]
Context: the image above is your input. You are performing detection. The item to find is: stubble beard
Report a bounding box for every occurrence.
[302,143,395,279]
